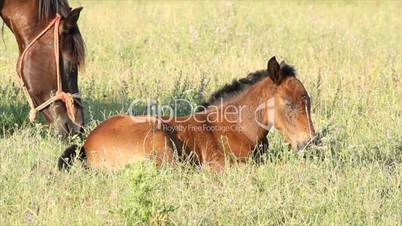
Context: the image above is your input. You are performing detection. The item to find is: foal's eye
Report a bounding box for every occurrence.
[284,99,295,110]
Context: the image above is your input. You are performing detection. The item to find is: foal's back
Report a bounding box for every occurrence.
[84,115,174,170]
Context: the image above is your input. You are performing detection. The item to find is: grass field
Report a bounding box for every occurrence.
[1,1,401,225]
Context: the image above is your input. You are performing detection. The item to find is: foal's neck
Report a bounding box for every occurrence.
[215,77,275,144]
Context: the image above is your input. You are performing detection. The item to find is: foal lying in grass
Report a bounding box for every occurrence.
[59,57,316,171]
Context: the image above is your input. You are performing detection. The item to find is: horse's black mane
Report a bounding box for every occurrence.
[202,63,296,107]
[39,0,85,66]
[38,0,71,21]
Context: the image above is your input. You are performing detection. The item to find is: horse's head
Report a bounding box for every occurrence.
[1,1,86,137]
[32,7,86,137]
[267,57,316,150]
[31,6,86,137]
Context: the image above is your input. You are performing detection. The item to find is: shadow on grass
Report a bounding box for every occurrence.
[0,92,203,138]
[0,96,131,138]
[0,101,31,136]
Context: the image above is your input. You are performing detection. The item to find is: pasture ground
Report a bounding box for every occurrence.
[0,1,401,225]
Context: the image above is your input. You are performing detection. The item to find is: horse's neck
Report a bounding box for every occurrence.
[1,1,54,52]
[215,78,274,144]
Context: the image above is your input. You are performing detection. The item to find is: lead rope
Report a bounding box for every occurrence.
[16,14,79,126]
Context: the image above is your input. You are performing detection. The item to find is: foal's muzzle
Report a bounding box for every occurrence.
[296,135,318,151]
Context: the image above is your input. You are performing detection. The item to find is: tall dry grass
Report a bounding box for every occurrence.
[0,1,401,225]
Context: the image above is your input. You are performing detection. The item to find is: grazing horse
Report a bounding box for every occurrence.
[0,0,85,137]
[59,57,316,171]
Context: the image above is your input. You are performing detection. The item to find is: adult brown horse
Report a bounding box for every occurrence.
[0,0,85,137]
[59,57,316,171]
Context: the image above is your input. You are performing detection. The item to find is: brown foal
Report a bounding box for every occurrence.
[59,57,315,171]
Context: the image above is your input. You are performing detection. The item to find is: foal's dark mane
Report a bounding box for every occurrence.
[203,63,296,107]
[39,0,85,66]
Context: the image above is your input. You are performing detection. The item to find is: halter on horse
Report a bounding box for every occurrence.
[1,0,85,137]
[17,14,80,124]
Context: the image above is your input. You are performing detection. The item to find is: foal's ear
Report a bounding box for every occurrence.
[267,56,281,84]
[63,7,83,33]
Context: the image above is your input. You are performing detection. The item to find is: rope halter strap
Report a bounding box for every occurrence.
[16,14,79,125]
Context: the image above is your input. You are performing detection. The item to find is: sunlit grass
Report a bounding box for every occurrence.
[0,1,401,225]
